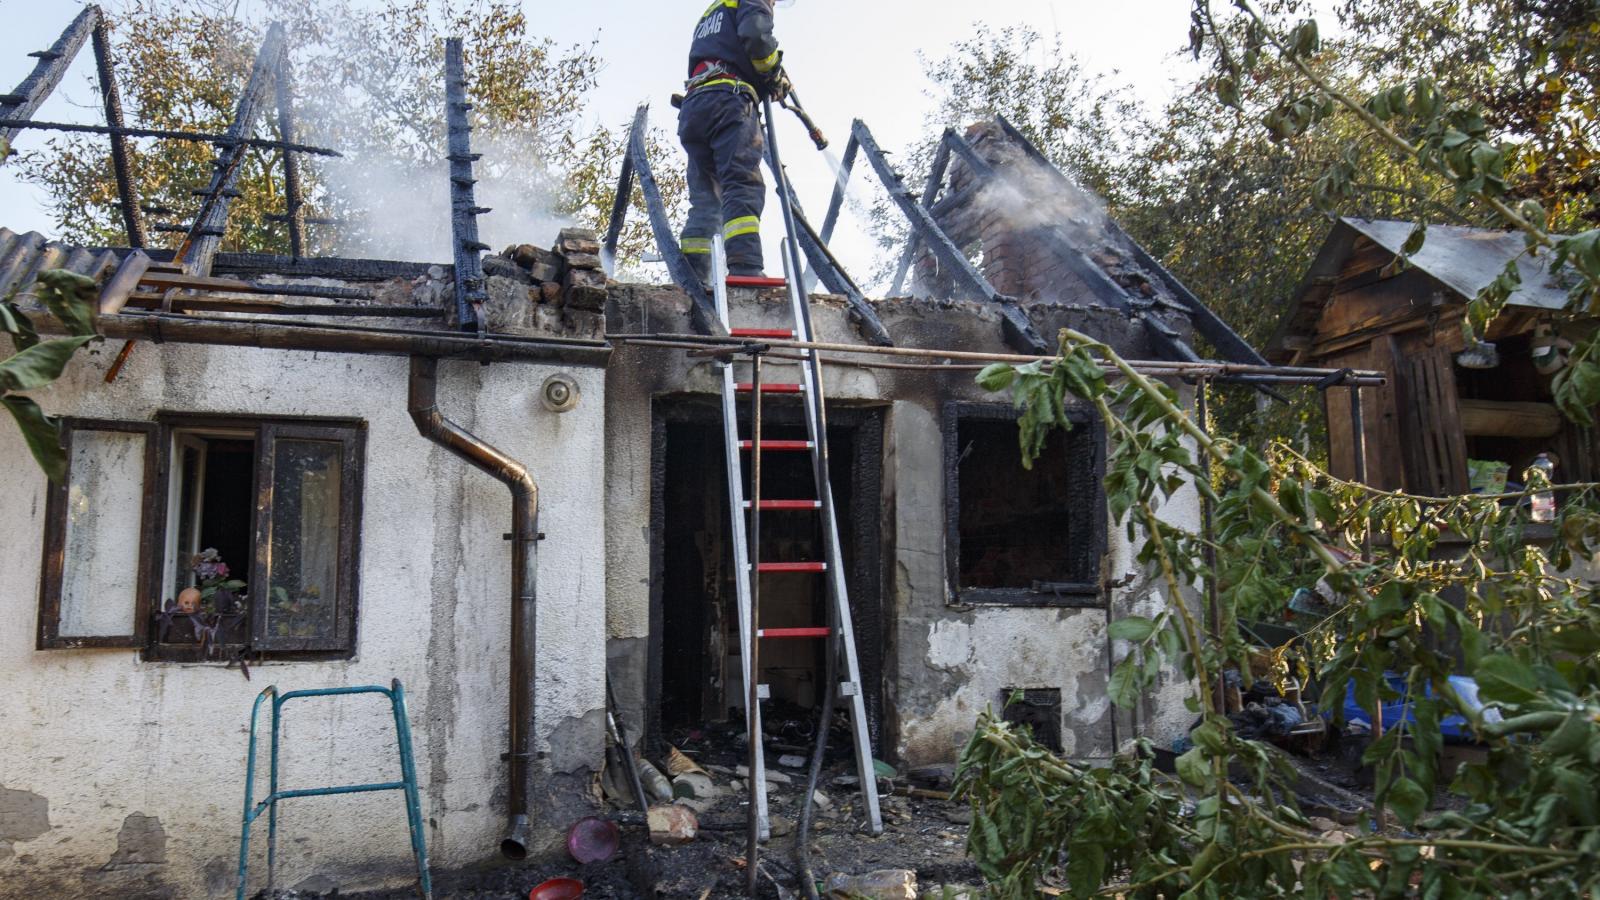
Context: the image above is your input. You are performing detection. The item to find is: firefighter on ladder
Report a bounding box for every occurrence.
[678,0,794,281]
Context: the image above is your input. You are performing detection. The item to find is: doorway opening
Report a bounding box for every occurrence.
[648,399,885,750]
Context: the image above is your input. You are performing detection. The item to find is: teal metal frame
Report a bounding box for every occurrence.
[236,680,432,900]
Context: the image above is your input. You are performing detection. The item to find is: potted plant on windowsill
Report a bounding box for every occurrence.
[154,549,249,653]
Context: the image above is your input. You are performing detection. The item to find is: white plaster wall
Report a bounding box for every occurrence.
[0,341,606,898]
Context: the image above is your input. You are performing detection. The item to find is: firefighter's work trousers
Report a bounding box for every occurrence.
[678,86,766,278]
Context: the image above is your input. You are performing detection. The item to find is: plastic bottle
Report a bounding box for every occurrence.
[1529,452,1557,523]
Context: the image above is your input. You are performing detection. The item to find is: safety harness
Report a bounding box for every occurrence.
[687,59,759,100]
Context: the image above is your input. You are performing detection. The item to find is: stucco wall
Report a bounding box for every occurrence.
[603,285,1200,768]
[0,340,607,898]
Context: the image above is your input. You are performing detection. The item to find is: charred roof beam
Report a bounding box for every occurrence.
[991,115,1268,366]
[603,104,723,338]
[445,37,487,333]
[0,6,98,156]
[938,128,1206,363]
[90,12,145,249]
[180,22,287,277]
[851,119,1048,356]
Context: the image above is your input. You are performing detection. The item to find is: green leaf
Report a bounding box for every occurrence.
[1475,654,1541,705]
[1064,841,1107,896]
[0,335,96,392]
[1386,776,1428,826]
[1109,654,1141,708]
[34,269,98,337]
[1109,616,1158,643]
[975,362,1016,392]
[1175,746,1209,787]
[0,302,39,350]
[0,394,66,484]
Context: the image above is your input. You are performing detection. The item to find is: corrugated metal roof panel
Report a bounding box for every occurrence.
[1343,217,1578,311]
[0,227,118,307]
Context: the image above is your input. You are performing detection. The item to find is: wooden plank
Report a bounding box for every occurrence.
[1405,349,1469,495]
[1458,399,1563,438]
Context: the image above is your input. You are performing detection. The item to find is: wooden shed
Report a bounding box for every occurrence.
[1269,217,1596,495]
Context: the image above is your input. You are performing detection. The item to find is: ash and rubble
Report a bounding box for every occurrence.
[291,711,981,900]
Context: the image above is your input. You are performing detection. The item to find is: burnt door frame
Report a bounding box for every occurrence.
[647,396,887,751]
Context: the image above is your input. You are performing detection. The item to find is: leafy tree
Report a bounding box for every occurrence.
[14,0,678,265]
[954,0,1600,893]
[964,324,1600,897]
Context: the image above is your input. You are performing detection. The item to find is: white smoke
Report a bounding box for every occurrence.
[318,128,578,264]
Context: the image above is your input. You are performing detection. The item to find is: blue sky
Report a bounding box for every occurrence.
[0,0,1202,283]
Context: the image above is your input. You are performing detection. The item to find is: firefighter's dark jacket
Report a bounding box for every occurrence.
[687,0,780,89]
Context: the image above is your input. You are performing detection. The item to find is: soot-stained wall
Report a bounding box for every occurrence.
[603,285,1201,769]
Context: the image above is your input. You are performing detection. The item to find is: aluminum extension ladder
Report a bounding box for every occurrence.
[711,100,883,842]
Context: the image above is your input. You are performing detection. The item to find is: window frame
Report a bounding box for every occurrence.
[249,421,363,654]
[36,419,163,650]
[37,412,365,661]
[943,401,1107,608]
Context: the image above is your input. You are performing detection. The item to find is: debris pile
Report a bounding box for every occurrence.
[475,227,609,338]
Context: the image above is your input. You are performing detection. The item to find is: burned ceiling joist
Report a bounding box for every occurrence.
[849,119,1050,356]
[0,6,98,150]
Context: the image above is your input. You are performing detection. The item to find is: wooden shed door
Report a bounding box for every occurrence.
[1400,347,1469,496]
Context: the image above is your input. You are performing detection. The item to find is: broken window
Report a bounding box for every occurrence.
[944,403,1105,606]
[38,416,364,659]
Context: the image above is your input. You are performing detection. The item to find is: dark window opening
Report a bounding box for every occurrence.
[1002,688,1063,752]
[167,432,256,601]
[945,403,1105,606]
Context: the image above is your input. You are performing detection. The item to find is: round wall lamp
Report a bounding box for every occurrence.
[541,374,580,413]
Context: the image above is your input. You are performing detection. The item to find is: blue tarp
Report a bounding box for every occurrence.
[1339,673,1489,742]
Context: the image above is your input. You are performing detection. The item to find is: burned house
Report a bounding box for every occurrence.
[0,12,1315,897]
[1269,218,1598,494]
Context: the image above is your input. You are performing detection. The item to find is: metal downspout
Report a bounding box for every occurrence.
[407,355,540,860]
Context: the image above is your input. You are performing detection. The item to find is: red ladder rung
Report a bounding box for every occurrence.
[738,439,813,451]
[759,627,832,639]
[735,382,803,394]
[730,328,796,339]
[744,499,822,510]
[756,561,827,573]
[727,275,788,289]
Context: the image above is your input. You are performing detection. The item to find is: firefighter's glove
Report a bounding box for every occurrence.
[764,67,793,103]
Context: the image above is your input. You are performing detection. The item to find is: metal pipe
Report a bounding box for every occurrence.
[75,309,610,363]
[608,332,1386,383]
[406,356,540,860]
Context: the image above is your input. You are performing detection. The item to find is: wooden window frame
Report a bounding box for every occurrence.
[36,419,163,649]
[38,413,365,661]
[943,402,1107,608]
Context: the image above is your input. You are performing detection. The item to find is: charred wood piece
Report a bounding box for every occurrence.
[852,119,1047,354]
[181,23,287,276]
[619,103,722,337]
[445,37,486,333]
[0,119,339,157]
[0,6,98,152]
[273,53,307,258]
[92,14,146,248]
